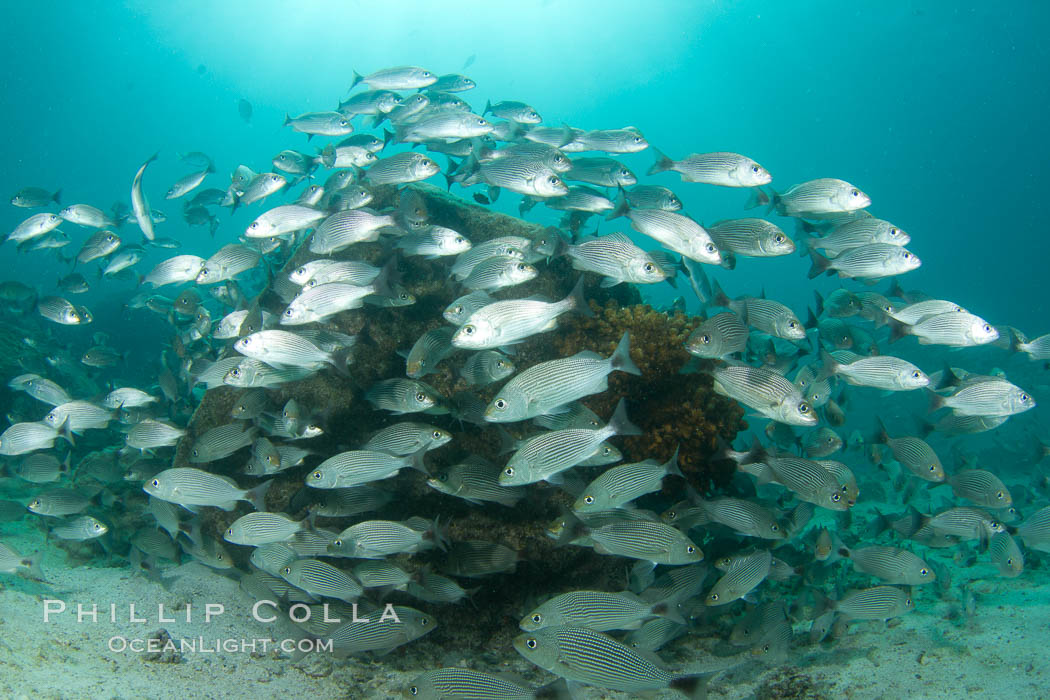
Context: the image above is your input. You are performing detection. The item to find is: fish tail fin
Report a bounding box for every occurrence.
[245,479,273,511]
[796,220,818,256]
[350,70,364,90]
[496,427,518,455]
[383,129,396,147]
[610,331,641,376]
[669,674,710,700]
[532,678,573,700]
[817,349,837,381]
[607,190,631,220]
[563,275,593,317]
[52,189,62,205]
[553,509,589,547]
[743,186,770,211]
[767,188,780,215]
[646,148,674,176]
[180,517,204,549]
[813,290,825,317]
[927,389,947,413]
[650,599,686,625]
[807,250,832,279]
[663,444,683,479]
[329,347,354,377]
[709,277,730,310]
[56,414,75,448]
[408,447,429,474]
[874,417,890,445]
[886,318,909,344]
[608,397,642,437]
[805,305,820,332]
[283,113,291,127]
[21,551,45,581]
[483,99,493,116]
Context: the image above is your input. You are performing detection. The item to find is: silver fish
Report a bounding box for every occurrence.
[143,468,270,511]
[224,511,307,545]
[188,422,256,463]
[125,419,186,450]
[483,99,542,124]
[521,589,680,632]
[76,229,121,263]
[459,350,515,386]
[427,456,525,507]
[308,209,397,254]
[614,206,721,265]
[840,545,934,585]
[821,350,928,391]
[894,311,999,347]
[809,243,920,279]
[51,515,108,541]
[773,178,871,217]
[234,330,347,371]
[514,626,704,695]
[648,149,771,187]
[574,449,681,512]
[451,277,589,349]
[144,254,205,287]
[567,232,666,286]
[362,422,452,455]
[711,365,816,425]
[307,449,425,489]
[565,157,637,188]
[11,186,61,208]
[930,378,1034,417]
[245,204,325,239]
[284,111,353,138]
[684,312,749,359]
[365,152,440,185]
[365,379,443,415]
[131,153,158,241]
[352,65,436,90]
[485,331,640,422]
[805,218,909,257]
[59,203,115,228]
[500,399,641,485]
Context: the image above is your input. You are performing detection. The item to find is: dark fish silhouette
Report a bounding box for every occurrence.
[238,99,253,124]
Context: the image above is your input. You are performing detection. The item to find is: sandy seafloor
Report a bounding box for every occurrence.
[2,518,1048,700]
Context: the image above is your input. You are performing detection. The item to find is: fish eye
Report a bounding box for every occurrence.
[996,491,1005,500]
[983,325,992,333]
[504,467,514,476]
[774,234,785,243]
[928,465,937,472]
[709,593,719,601]
[584,496,594,504]
[547,176,558,185]
[699,334,711,344]
[912,371,921,378]
[231,369,241,378]
[192,449,199,457]
[311,470,323,480]
[496,360,506,368]
[686,545,696,553]
[644,263,655,273]
[903,252,912,259]
[788,321,798,329]
[494,399,507,410]
[771,523,780,531]
[831,493,841,502]
[432,430,442,439]
[462,325,475,335]
[798,402,811,414]
[850,189,859,197]
[516,263,527,272]
[634,137,643,143]
[333,539,342,547]
[282,566,291,575]
[94,523,102,531]
[248,222,259,230]
[920,568,929,576]
[455,237,464,244]
[751,165,761,173]
[889,227,901,237]
[620,169,630,176]
[271,175,281,182]
[409,687,418,696]
[477,119,485,125]
[531,614,542,623]
[415,391,427,402]
[225,527,233,536]
[525,638,537,649]
[1021,393,1029,402]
